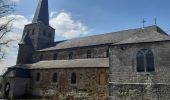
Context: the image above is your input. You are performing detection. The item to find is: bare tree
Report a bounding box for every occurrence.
[0,0,15,60]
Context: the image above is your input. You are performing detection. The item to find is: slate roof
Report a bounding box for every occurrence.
[3,67,30,78]
[39,25,170,51]
[32,0,49,25]
[26,58,109,69]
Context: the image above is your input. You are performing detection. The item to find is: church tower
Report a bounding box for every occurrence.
[17,0,55,64]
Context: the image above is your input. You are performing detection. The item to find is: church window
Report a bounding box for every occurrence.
[70,72,76,84]
[136,49,155,72]
[48,32,52,38]
[43,30,46,36]
[27,30,30,34]
[52,73,58,83]
[53,53,58,60]
[36,72,40,82]
[146,50,155,72]
[32,29,35,35]
[69,52,73,59]
[106,48,109,57]
[40,54,43,61]
[87,50,91,58]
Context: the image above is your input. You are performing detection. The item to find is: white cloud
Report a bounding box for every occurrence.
[0,15,30,43]
[0,15,30,74]
[8,15,30,29]
[0,11,90,74]
[50,11,89,39]
[50,11,57,18]
[10,0,20,2]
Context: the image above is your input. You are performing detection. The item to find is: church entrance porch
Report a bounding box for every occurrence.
[2,67,31,99]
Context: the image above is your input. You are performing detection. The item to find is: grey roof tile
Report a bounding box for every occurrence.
[39,25,170,51]
[26,58,109,69]
[32,0,49,25]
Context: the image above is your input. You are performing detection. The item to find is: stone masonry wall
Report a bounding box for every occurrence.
[33,45,109,62]
[24,23,55,50]
[109,84,170,100]
[30,68,109,99]
[109,41,170,100]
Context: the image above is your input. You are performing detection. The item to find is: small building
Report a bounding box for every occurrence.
[2,0,170,99]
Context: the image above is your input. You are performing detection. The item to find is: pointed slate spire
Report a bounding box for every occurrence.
[32,0,49,25]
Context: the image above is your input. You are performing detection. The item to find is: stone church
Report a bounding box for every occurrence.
[2,0,170,99]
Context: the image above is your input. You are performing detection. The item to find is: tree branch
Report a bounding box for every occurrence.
[0,0,15,61]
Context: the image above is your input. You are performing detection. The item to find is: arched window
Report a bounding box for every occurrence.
[27,30,30,34]
[40,54,43,61]
[71,73,76,84]
[136,49,155,72]
[146,50,155,72]
[48,32,52,38]
[87,50,91,58]
[106,48,109,57]
[53,53,58,60]
[137,50,145,72]
[52,73,58,83]
[43,30,46,36]
[32,29,35,35]
[36,72,40,82]
[69,52,73,59]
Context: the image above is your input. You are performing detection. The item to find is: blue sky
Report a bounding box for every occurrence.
[0,0,170,73]
[16,0,170,35]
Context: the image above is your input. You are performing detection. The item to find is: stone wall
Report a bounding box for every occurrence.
[33,45,109,62]
[30,68,109,99]
[109,41,170,100]
[24,23,55,50]
[109,83,170,100]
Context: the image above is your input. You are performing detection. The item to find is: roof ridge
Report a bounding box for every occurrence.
[38,25,170,51]
[53,25,162,43]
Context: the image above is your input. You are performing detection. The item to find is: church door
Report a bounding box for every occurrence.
[4,82,10,99]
